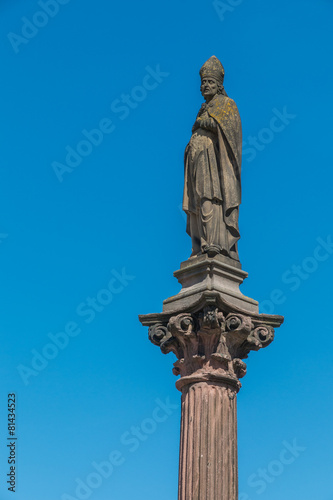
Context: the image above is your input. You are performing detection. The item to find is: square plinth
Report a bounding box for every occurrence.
[163,254,259,314]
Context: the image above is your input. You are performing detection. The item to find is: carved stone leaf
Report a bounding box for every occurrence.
[148,324,170,346]
[247,326,275,350]
[147,307,278,387]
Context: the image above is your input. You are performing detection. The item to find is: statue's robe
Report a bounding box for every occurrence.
[183,93,242,259]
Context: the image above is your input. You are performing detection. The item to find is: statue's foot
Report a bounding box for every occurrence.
[202,244,222,257]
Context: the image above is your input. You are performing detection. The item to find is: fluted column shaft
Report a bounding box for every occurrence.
[142,305,282,500]
[178,381,238,500]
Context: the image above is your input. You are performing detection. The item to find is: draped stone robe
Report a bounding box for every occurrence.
[183,93,242,260]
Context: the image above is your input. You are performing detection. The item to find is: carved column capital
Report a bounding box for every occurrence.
[149,306,276,392]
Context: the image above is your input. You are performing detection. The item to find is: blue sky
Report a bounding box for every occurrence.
[0,0,332,499]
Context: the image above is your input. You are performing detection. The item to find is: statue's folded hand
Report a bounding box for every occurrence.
[198,117,217,132]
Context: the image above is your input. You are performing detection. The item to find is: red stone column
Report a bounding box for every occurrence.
[178,381,238,500]
[143,303,283,500]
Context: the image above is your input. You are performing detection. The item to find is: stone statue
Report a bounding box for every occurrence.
[183,56,242,261]
[140,56,284,500]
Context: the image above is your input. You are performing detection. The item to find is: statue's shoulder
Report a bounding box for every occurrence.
[208,95,240,122]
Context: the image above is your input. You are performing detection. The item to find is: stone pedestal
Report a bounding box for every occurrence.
[163,254,258,314]
[139,257,283,500]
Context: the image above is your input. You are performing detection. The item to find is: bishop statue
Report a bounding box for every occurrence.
[183,56,242,261]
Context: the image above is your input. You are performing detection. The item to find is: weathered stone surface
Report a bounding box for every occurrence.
[163,254,258,314]
[183,56,242,262]
[139,55,284,500]
[140,296,283,500]
[143,304,281,391]
[178,382,238,500]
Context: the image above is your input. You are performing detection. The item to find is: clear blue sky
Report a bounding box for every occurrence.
[0,0,332,499]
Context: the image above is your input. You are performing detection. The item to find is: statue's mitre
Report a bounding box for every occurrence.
[199,56,225,85]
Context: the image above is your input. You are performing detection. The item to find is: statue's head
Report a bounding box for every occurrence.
[199,56,225,101]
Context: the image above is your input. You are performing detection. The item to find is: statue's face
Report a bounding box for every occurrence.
[200,78,218,100]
